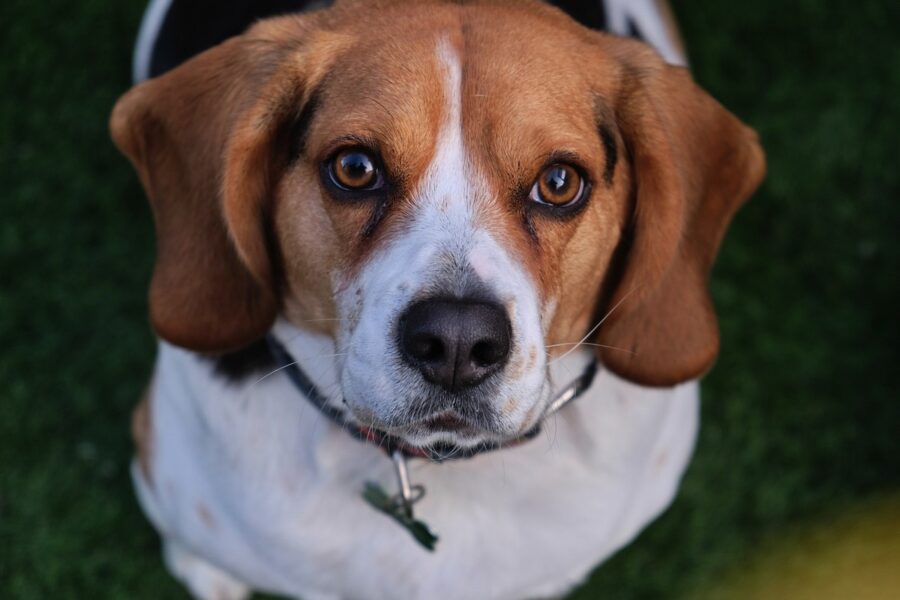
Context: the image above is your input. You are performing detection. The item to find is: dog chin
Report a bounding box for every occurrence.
[342,405,527,453]
[395,425,500,452]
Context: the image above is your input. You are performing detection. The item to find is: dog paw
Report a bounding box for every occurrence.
[163,540,251,600]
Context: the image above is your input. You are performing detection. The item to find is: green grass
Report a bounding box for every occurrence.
[1,1,898,598]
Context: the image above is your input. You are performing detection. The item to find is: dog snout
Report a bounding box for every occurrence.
[399,298,511,392]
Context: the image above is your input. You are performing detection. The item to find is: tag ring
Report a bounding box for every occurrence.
[392,450,426,516]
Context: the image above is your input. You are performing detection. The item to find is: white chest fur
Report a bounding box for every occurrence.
[134,323,698,600]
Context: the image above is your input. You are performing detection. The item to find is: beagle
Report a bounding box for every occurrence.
[110,1,765,598]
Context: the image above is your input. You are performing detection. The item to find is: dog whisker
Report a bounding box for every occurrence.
[547,287,639,366]
[252,361,300,386]
[545,342,636,355]
[251,352,349,386]
[541,406,560,455]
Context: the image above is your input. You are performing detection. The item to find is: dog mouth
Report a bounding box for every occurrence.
[420,412,472,432]
[398,410,490,444]
[343,403,503,451]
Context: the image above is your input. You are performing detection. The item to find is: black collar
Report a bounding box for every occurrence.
[266,335,598,462]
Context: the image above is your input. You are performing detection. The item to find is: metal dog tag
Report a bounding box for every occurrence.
[362,451,438,551]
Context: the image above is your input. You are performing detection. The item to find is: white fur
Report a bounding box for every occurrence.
[132,0,174,82]
[604,0,688,66]
[136,323,698,600]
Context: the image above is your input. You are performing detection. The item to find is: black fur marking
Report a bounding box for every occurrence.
[522,210,540,244]
[213,338,278,382]
[148,0,332,78]
[626,17,645,42]
[287,88,322,164]
[594,137,636,325]
[361,197,391,239]
[598,123,618,186]
[553,0,608,30]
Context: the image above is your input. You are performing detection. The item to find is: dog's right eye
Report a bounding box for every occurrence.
[328,149,383,191]
[529,163,586,208]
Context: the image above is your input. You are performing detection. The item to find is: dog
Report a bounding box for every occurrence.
[110,1,765,598]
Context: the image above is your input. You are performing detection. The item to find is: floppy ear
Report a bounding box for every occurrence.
[110,18,336,352]
[595,40,766,386]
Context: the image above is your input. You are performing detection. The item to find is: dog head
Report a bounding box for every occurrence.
[111,0,764,451]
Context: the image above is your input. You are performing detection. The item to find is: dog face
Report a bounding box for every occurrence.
[111,0,764,450]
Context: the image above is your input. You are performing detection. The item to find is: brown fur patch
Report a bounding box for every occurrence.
[131,385,153,486]
[196,502,216,530]
[519,403,540,434]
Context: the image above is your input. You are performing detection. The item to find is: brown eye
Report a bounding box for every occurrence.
[530,163,585,207]
[330,149,381,190]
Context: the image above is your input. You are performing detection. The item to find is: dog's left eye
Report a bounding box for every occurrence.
[529,163,586,208]
[328,149,383,191]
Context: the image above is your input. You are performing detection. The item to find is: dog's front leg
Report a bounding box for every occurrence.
[163,539,251,600]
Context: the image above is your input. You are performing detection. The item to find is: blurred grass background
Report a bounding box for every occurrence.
[1,0,898,598]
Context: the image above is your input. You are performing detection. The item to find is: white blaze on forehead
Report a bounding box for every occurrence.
[418,38,473,236]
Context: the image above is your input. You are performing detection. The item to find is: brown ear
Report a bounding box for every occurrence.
[110,18,333,352]
[595,41,766,386]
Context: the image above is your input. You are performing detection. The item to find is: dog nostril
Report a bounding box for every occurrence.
[411,335,444,363]
[471,339,506,368]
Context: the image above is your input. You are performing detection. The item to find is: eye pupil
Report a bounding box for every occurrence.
[331,149,379,190]
[342,153,372,180]
[545,167,570,193]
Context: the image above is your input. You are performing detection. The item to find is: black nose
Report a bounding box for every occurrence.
[399,299,512,392]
